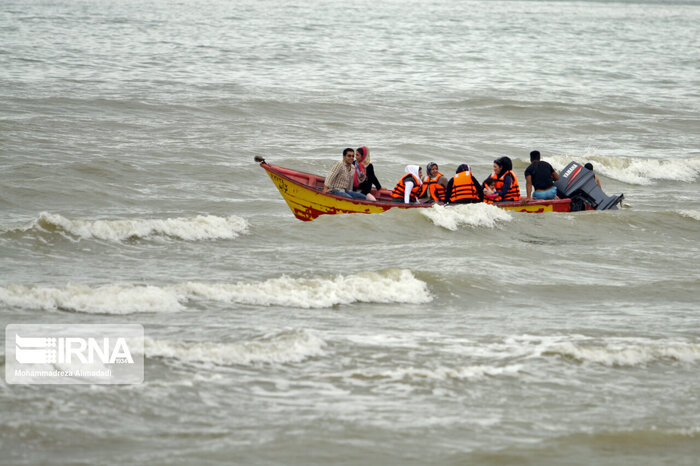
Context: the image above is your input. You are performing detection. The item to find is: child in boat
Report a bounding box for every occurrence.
[484,177,497,195]
[483,177,498,203]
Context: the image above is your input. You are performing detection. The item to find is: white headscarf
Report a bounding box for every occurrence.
[405,165,422,185]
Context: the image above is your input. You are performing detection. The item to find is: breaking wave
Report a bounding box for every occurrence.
[172,268,432,308]
[440,335,700,367]
[541,338,700,366]
[420,203,512,230]
[677,209,700,221]
[547,155,700,185]
[7,212,248,242]
[0,283,184,314]
[0,269,431,314]
[144,328,326,365]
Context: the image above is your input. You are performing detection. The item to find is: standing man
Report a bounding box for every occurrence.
[323,148,368,200]
[525,150,559,200]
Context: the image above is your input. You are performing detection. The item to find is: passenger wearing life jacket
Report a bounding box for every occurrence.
[445,164,484,204]
[487,156,520,202]
[483,177,498,203]
[391,165,423,203]
[419,162,448,203]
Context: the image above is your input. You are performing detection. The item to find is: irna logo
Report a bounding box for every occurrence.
[6,324,144,385]
[15,334,134,365]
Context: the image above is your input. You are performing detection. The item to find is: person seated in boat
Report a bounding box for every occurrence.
[391,165,423,203]
[445,164,484,204]
[584,162,602,188]
[323,148,368,200]
[483,177,498,203]
[524,150,558,200]
[489,156,521,202]
[419,162,448,203]
[353,146,379,201]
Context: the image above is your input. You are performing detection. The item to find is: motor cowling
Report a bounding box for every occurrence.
[554,162,623,210]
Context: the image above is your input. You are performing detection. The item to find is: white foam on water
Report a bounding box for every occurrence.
[144,328,326,365]
[677,209,700,221]
[548,155,700,185]
[542,339,700,366]
[27,212,248,241]
[0,269,431,313]
[0,283,184,314]
[172,268,432,308]
[343,364,523,382]
[420,203,512,231]
[440,335,700,367]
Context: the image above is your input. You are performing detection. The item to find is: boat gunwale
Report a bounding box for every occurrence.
[260,162,572,210]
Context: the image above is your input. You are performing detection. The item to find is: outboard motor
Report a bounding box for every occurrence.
[554,162,623,211]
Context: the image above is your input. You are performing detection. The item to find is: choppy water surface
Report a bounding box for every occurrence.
[1,0,699,464]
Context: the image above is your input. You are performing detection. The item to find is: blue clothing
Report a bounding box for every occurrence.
[331,189,367,200]
[532,186,557,200]
[496,174,512,199]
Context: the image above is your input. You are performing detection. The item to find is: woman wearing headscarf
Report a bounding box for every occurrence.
[420,162,449,203]
[391,165,423,203]
[487,156,520,202]
[353,146,380,201]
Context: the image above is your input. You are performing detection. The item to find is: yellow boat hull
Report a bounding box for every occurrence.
[261,162,572,221]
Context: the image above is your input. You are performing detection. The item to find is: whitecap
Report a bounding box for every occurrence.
[677,210,700,221]
[0,269,431,313]
[548,155,700,185]
[343,364,523,382]
[173,268,432,308]
[0,283,185,314]
[27,212,248,242]
[543,339,700,366]
[144,328,326,365]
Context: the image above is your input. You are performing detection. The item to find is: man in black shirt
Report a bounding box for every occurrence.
[524,150,559,200]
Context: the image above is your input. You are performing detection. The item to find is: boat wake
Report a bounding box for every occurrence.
[420,203,512,231]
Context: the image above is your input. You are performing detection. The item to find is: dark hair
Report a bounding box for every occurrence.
[343,148,354,157]
[356,147,365,157]
[530,150,541,162]
[484,178,495,186]
[456,163,470,174]
[494,156,513,174]
[584,163,594,171]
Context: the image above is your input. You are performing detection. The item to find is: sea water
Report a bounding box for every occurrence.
[1,0,699,464]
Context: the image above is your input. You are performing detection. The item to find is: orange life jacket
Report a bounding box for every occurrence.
[493,170,520,202]
[449,171,480,203]
[483,186,498,203]
[483,173,500,202]
[391,173,422,202]
[420,173,446,202]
